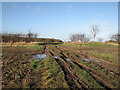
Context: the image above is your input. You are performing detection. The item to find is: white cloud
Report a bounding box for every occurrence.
[66,4,73,13]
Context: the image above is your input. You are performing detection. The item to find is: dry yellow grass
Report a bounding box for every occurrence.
[106,42,118,46]
[2,42,39,47]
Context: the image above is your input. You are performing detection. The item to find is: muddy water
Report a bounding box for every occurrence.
[28,46,47,61]
[54,56,58,59]
[81,58,90,62]
[53,55,71,62]
[89,58,104,63]
[66,58,71,61]
[80,57,104,64]
[28,54,47,61]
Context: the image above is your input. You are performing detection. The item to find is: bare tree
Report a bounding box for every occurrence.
[84,35,91,42]
[34,33,38,38]
[97,38,103,42]
[91,25,100,41]
[27,29,34,42]
[109,33,120,43]
[69,33,90,42]
[69,34,77,42]
[109,35,114,42]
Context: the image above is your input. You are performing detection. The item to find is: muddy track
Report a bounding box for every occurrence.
[48,47,90,89]
[2,54,21,71]
[51,46,115,89]
[60,46,119,68]
[2,53,18,64]
[49,49,91,88]
[56,46,117,88]
[57,46,119,75]
[22,46,47,88]
[49,51,82,89]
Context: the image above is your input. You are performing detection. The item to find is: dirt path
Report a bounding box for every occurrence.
[2,45,118,89]
[57,46,119,74]
[48,46,116,89]
[49,51,84,89]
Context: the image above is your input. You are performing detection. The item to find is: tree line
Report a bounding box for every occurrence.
[2,31,63,43]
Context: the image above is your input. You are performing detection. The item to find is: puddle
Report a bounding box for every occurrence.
[81,58,90,62]
[28,54,47,61]
[28,46,47,61]
[54,56,58,59]
[89,58,104,63]
[66,58,71,61]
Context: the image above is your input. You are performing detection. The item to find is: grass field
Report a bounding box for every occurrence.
[2,42,119,89]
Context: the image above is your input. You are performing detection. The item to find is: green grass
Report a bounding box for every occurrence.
[78,42,114,46]
[2,42,118,88]
[61,42,118,64]
[30,60,44,70]
[23,43,44,50]
[2,42,44,50]
[44,55,69,88]
[67,61,103,88]
[58,42,118,88]
[88,51,118,64]
[60,42,117,47]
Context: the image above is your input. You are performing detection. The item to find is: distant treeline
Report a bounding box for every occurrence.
[2,33,63,43]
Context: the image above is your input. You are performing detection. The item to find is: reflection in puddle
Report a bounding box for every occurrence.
[28,54,47,61]
[80,57,104,63]
[54,56,58,59]
[66,58,71,61]
[81,58,90,62]
[89,58,104,63]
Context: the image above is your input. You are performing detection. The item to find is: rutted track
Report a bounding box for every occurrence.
[2,44,119,89]
[47,45,117,89]
[59,46,119,74]
[48,51,86,89]
[57,46,119,75]
[58,46,119,71]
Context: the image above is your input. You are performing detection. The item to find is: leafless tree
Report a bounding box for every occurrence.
[109,33,120,43]
[97,38,104,42]
[28,29,33,38]
[69,34,76,42]
[91,25,100,41]
[27,29,34,42]
[34,33,38,38]
[109,35,114,42]
[69,33,90,42]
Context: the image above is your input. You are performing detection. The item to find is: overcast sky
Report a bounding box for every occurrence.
[2,2,118,41]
